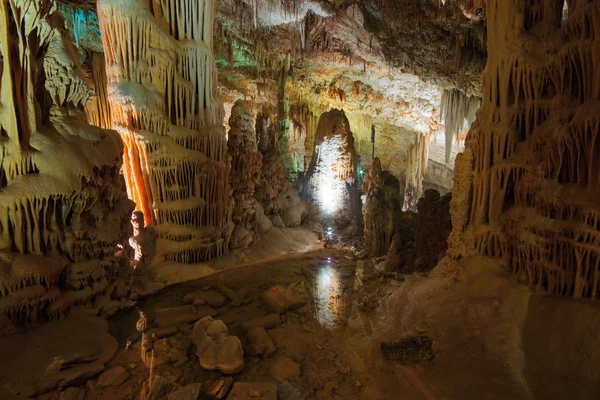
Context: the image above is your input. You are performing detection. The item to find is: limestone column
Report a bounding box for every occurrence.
[97,0,233,263]
[445,0,600,298]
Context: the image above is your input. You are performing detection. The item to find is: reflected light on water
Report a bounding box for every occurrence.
[314,263,346,330]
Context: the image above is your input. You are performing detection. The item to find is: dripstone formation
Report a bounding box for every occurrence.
[0,0,133,334]
[97,0,233,264]
[444,0,600,299]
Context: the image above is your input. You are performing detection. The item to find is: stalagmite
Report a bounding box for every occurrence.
[363,158,402,257]
[228,101,262,248]
[0,0,132,333]
[445,0,600,299]
[97,0,233,263]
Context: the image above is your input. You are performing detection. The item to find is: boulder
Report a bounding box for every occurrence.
[191,317,244,374]
[241,314,282,332]
[246,327,277,357]
[230,225,254,249]
[262,285,305,314]
[269,356,301,382]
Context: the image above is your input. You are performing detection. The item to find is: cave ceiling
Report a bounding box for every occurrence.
[215,0,486,129]
[59,0,486,175]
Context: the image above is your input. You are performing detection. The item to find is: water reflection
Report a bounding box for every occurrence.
[313,262,348,330]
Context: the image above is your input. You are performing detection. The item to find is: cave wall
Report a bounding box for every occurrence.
[0,0,133,333]
[447,0,600,298]
[97,0,233,263]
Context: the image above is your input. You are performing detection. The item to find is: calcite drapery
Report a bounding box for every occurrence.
[0,0,132,333]
[97,0,233,263]
[446,0,600,299]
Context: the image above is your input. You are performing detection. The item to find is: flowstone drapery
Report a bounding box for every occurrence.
[97,0,233,263]
[0,0,132,334]
[446,0,600,299]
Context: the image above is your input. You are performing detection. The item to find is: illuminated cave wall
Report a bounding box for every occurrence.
[446,0,600,299]
[0,0,132,333]
[97,0,233,263]
[305,109,360,224]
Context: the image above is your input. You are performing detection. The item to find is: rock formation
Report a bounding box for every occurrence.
[444,0,600,299]
[97,0,233,263]
[363,158,402,257]
[254,109,288,208]
[305,109,360,225]
[228,100,262,248]
[403,132,430,212]
[127,211,157,269]
[191,316,244,374]
[415,189,452,270]
[0,0,133,334]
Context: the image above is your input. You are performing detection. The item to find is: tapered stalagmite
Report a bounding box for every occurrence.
[445,0,600,299]
[0,0,132,332]
[363,159,401,257]
[228,101,263,247]
[97,0,233,263]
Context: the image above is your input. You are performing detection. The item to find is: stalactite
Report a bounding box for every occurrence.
[445,0,600,299]
[97,0,233,264]
[403,132,431,212]
[85,52,112,129]
[440,88,480,163]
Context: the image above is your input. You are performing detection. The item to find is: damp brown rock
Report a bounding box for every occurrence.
[191,316,244,374]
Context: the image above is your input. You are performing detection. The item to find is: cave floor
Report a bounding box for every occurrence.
[100,248,426,400]
[22,249,594,400]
